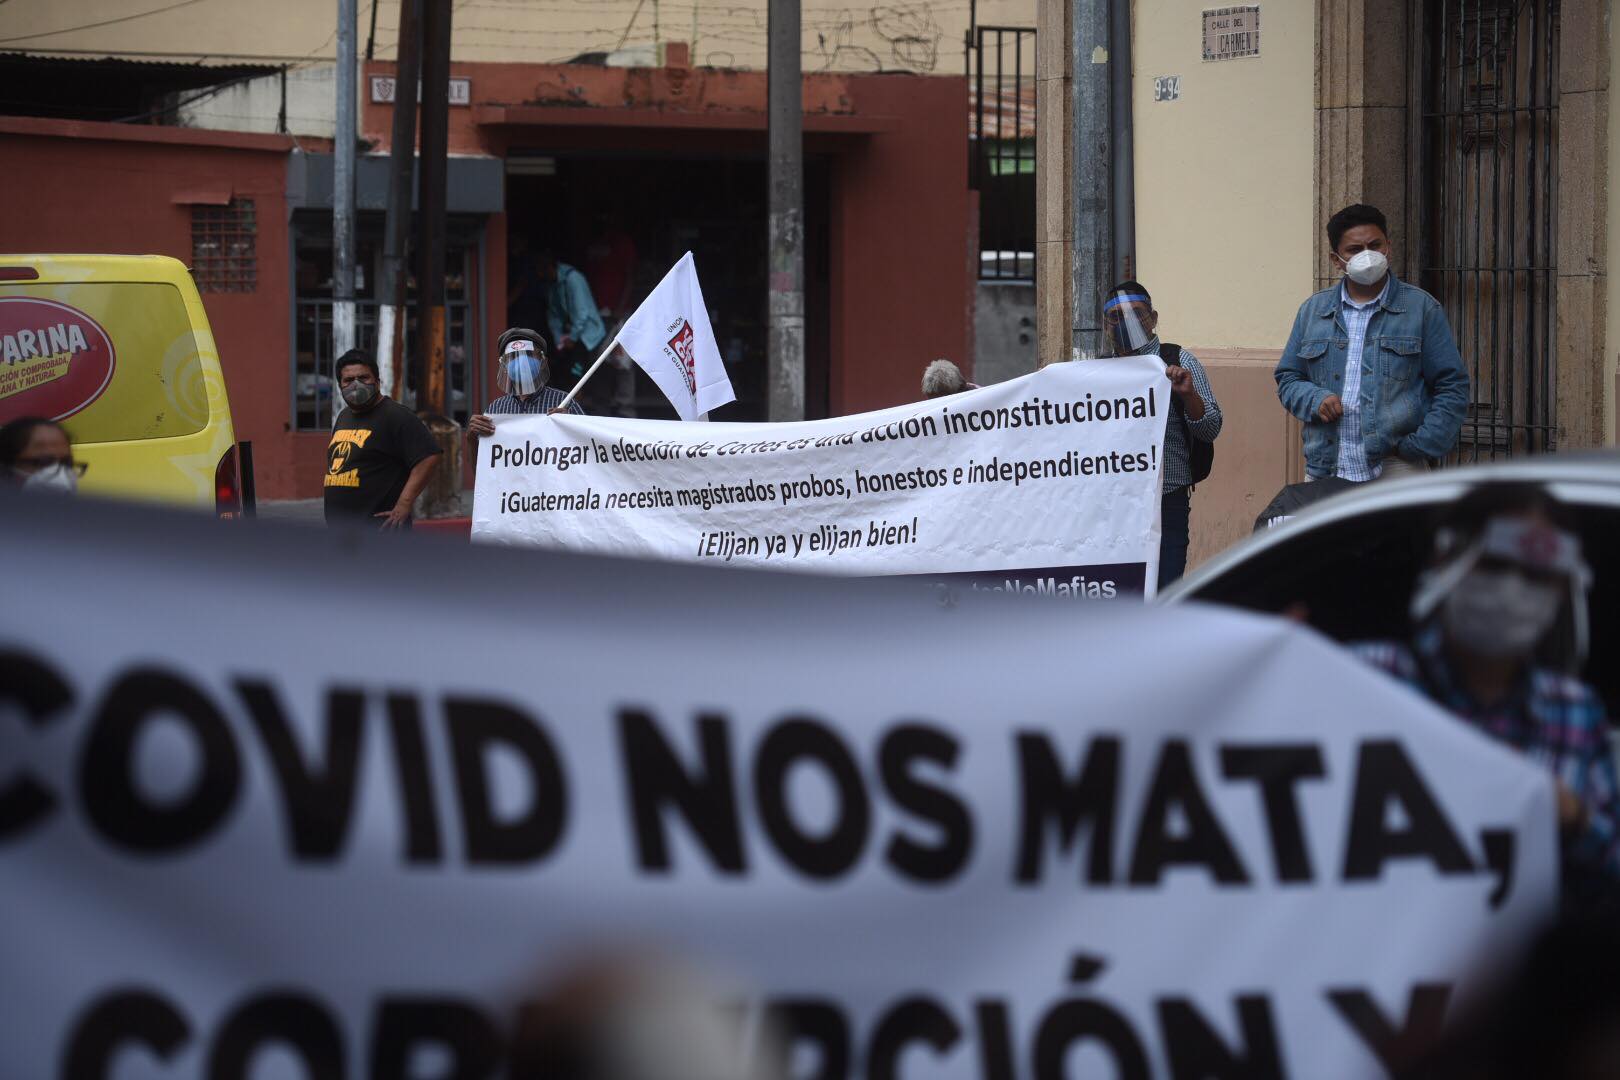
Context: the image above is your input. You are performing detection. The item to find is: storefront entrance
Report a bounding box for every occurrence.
[505,152,830,421]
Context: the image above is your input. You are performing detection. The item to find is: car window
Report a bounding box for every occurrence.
[0,282,208,442]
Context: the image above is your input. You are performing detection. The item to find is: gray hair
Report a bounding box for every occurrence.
[921,358,968,398]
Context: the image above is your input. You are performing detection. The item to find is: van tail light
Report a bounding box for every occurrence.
[215,443,242,519]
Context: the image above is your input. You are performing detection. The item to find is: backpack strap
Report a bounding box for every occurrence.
[1159,342,1188,422]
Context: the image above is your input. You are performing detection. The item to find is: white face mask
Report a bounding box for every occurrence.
[1342,249,1389,286]
[19,462,77,495]
[1441,567,1562,658]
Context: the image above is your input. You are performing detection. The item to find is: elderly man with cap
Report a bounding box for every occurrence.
[1355,483,1619,911]
[468,327,586,447]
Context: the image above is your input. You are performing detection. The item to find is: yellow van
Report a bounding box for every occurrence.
[0,255,241,514]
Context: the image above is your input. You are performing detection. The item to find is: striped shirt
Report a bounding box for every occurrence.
[1354,630,1620,900]
[484,386,585,416]
[1136,337,1223,492]
[1336,277,1390,482]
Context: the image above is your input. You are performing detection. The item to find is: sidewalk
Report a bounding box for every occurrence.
[258,487,474,524]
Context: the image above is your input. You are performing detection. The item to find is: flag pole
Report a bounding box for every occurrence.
[553,335,621,412]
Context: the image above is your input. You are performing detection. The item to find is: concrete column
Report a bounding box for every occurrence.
[1034,0,1072,365]
[1313,0,1408,289]
[1555,0,1609,449]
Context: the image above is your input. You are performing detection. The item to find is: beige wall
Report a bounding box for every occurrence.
[0,0,1036,73]
[1130,1,1315,566]
[1188,350,1303,566]
[1131,0,1315,349]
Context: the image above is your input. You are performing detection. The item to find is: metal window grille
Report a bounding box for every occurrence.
[291,223,477,431]
[970,27,1036,280]
[293,299,475,430]
[1410,0,1559,459]
[191,199,258,293]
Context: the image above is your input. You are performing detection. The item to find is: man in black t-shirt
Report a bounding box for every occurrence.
[324,349,443,529]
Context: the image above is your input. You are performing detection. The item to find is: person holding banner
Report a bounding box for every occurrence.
[1102,281,1222,589]
[1355,484,1620,911]
[468,329,585,446]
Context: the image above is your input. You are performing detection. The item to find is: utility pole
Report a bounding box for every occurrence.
[415,0,451,415]
[1108,0,1134,283]
[766,0,804,421]
[333,0,358,376]
[378,0,421,400]
[1070,0,1111,357]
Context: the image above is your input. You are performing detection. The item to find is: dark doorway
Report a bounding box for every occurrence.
[505,152,831,422]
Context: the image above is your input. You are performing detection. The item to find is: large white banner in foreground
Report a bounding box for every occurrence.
[1,495,1556,1079]
[474,358,1169,597]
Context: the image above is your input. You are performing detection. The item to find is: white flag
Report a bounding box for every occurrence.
[615,251,736,420]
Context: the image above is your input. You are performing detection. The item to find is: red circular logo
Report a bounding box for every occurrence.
[0,297,117,422]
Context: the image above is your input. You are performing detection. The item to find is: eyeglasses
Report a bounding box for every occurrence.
[16,457,88,476]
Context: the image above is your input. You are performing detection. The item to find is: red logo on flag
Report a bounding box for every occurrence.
[668,319,697,395]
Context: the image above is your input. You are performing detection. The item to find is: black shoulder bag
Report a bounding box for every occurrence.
[1159,341,1214,486]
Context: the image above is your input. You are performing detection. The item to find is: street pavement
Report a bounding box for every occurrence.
[258,487,474,524]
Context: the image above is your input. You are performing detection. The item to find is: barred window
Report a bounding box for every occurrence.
[191,199,257,292]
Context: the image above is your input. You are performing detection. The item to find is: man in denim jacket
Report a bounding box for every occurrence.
[1275,204,1469,481]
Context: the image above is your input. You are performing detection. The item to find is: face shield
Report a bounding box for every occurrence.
[1411,515,1594,668]
[498,337,547,397]
[1102,290,1155,356]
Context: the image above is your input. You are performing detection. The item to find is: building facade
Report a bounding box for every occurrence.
[11,1,1608,563]
[0,0,997,499]
[1040,0,1620,564]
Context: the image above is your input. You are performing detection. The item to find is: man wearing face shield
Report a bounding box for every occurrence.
[467,328,585,446]
[1355,484,1620,910]
[1275,203,1469,482]
[1101,282,1222,588]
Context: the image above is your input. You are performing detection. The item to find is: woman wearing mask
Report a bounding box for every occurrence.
[0,416,84,494]
[1356,484,1619,910]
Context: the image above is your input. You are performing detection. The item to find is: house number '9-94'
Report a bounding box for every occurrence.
[1154,75,1181,101]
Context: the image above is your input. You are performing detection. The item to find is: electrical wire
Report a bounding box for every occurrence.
[614,0,648,49]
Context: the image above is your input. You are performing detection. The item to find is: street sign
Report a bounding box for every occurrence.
[1203,5,1260,62]
[369,75,470,107]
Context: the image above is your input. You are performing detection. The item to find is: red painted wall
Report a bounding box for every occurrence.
[0,118,326,500]
[828,75,971,414]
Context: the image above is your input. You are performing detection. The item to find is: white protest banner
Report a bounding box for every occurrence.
[615,251,735,419]
[476,357,1169,597]
[1,494,1557,1078]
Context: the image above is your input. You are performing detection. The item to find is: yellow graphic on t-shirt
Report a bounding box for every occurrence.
[325,427,373,488]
